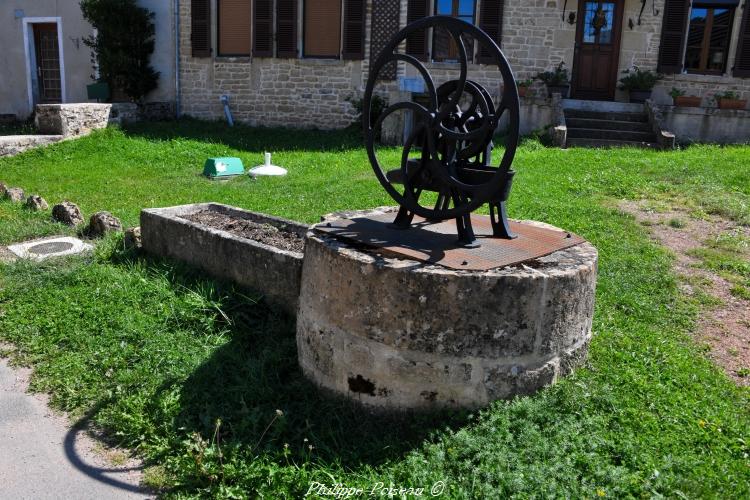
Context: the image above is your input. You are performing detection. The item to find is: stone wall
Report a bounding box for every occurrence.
[178,0,750,130]
[657,105,750,144]
[35,104,112,137]
[0,135,64,158]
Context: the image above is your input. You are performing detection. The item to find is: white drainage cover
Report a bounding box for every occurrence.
[8,236,93,261]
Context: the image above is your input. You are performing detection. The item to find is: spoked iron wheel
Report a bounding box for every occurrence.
[364,15,521,242]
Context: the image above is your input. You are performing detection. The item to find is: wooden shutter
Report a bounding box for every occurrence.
[219,0,252,56]
[277,0,298,58]
[657,0,690,74]
[254,0,273,56]
[191,0,211,57]
[342,0,366,60]
[406,0,429,61]
[478,0,504,64]
[735,3,750,77]
[305,0,342,57]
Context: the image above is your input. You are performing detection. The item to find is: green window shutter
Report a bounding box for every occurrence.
[406,0,429,61]
[253,0,273,57]
[276,0,298,58]
[478,0,505,64]
[342,0,366,60]
[191,0,211,57]
[734,2,750,77]
[658,0,690,74]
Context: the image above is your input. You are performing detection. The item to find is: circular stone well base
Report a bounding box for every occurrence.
[297,209,598,410]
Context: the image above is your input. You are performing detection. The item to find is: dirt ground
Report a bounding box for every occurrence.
[619,200,750,386]
[182,210,305,253]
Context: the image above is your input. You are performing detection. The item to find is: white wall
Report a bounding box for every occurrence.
[0,0,175,119]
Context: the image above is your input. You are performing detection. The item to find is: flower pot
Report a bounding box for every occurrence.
[518,86,530,98]
[628,89,652,103]
[717,98,747,110]
[673,96,702,107]
[546,84,570,98]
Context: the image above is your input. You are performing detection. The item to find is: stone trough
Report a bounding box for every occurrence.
[141,203,307,314]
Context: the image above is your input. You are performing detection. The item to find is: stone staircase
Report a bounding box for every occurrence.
[563,104,659,149]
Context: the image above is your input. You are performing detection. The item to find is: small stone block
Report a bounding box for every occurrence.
[26,195,49,211]
[52,201,84,226]
[89,211,123,237]
[5,187,24,203]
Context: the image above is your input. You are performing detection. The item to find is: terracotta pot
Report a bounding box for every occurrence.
[629,89,652,103]
[673,96,702,107]
[717,98,748,110]
[518,86,529,97]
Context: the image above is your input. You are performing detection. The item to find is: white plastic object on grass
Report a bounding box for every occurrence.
[249,152,287,177]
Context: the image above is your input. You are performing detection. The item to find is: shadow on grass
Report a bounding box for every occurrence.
[110,248,469,470]
[121,118,364,154]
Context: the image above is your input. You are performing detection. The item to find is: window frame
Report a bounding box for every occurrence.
[217,0,253,57]
[684,2,737,75]
[431,0,478,62]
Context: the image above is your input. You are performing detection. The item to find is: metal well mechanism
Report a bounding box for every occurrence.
[364,16,521,247]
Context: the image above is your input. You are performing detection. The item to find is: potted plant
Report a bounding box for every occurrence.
[618,66,662,103]
[713,91,747,110]
[517,79,533,98]
[535,62,570,98]
[669,88,702,107]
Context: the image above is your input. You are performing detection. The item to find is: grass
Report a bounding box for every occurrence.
[0,120,749,498]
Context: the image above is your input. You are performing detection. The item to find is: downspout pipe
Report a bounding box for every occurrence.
[174,0,181,118]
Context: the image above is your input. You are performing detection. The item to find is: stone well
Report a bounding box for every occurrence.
[297,211,598,410]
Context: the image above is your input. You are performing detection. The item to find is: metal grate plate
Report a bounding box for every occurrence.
[314,213,586,271]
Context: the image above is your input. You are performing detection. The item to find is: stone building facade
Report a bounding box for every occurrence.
[179,0,750,130]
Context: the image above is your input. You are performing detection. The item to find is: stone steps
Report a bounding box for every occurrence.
[563,105,657,148]
[566,137,659,149]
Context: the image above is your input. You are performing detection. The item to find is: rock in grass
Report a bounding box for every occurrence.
[89,211,123,237]
[123,226,142,250]
[26,195,49,211]
[52,201,84,226]
[5,187,24,203]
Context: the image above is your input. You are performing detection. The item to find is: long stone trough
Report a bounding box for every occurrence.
[141,203,306,314]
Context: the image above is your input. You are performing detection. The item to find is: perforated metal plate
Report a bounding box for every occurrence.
[315,213,586,271]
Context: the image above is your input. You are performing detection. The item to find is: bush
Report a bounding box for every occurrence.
[618,66,662,91]
[535,62,569,86]
[80,0,159,102]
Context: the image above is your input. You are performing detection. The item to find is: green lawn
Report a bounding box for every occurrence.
[0,120,748,498]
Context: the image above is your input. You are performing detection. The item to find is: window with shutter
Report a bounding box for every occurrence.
[277,0,298,58]
[305,0,342,58]
[684,6,736,75]
[219,0,252,56]
[478,0,503,64]
[342,0,366,59]
[191,0,211,57]
[735,2,750,77]
[253,0,273,56]
[433,0,478,62]
[406,0,430,61]
[658,0,690,73]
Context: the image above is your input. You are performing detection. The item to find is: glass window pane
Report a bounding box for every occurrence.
[437,0,452,15]
[583,2,598,43]
[707,48,725,70]
[458,0,474,17]
[684,47,702,70]
[690,8,707,22]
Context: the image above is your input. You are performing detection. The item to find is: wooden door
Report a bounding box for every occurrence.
[572,0,624,101]
[33,23,62,104]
